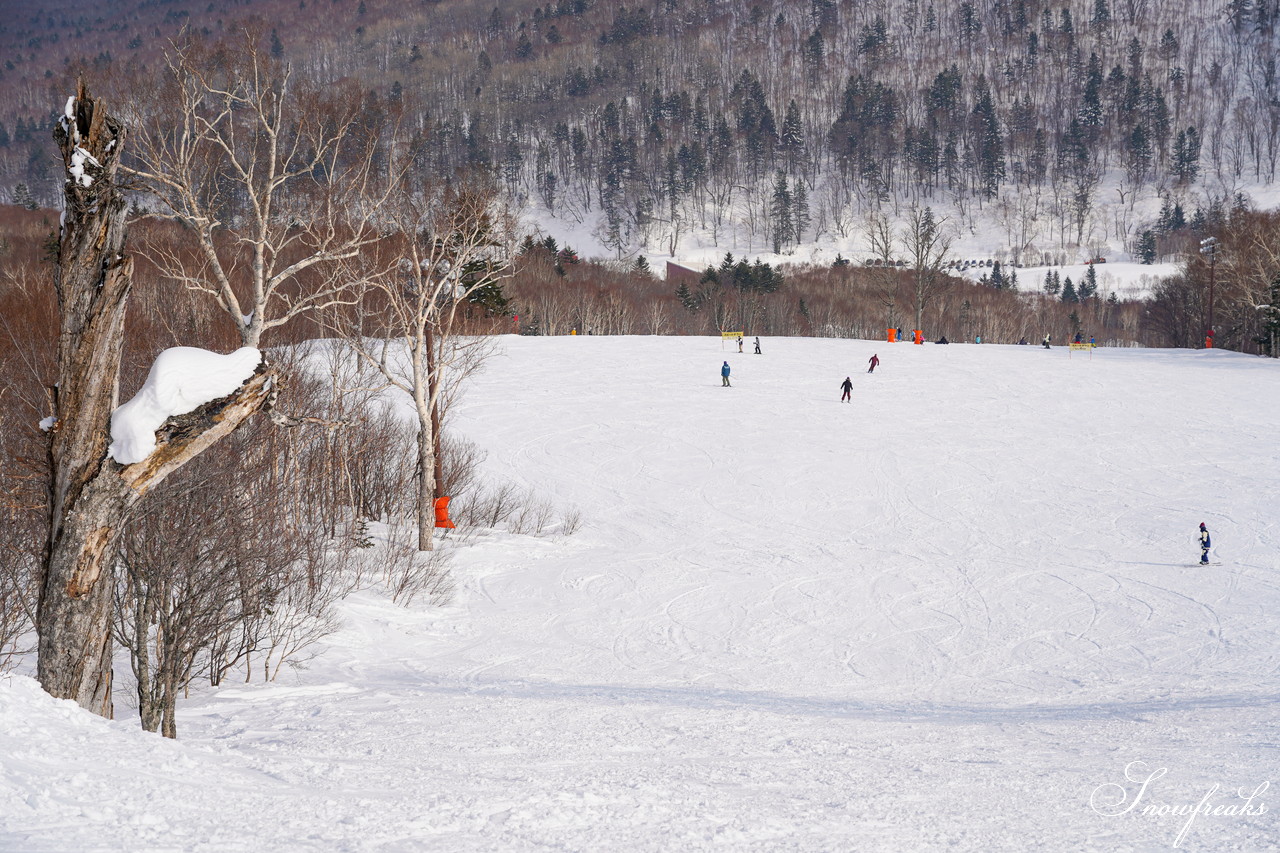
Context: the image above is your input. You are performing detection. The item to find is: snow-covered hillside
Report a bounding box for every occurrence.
[3,337,1278,851]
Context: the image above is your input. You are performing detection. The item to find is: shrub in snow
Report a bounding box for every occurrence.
[108,347,262,464]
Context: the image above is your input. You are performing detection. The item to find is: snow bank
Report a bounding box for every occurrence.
[108,347,261,465]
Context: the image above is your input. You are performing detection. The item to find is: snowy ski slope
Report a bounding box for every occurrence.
[2,336,1278,852]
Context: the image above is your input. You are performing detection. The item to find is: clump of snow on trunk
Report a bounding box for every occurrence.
[108,347,262,464]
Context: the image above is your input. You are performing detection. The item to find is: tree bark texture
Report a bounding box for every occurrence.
[39,82,134,717]
[38,81,278,717]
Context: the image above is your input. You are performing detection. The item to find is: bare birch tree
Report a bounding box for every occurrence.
[121,31,398,346]
[341,176,517,550]
[901,206,955,335]
[864,210,901,332]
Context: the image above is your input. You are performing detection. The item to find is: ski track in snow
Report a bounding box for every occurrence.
[3,336,1279,852]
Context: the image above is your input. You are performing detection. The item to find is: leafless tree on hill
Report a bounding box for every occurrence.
[901,206,955,335]
[338,175,517,551]
[121,29,400,347]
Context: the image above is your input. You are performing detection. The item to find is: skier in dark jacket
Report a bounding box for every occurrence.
[754,337,762,354]
[840,377,853,402]
[721,361,732,387]
[867,354,880,373]
[1199,523,1211,564]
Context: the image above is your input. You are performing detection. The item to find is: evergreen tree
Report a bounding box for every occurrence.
[780,100,805,170]
[1091,0,1111,28]
[989,261,1006,290]
[1137,230,1157,264]
[770,171,793,253]
[1172,126,1201,183]
[12,182,36,210]
[676,280,697,310]
[858,16,890,55]
[1080,264,1098,300]
[792,179,810,244]
[1262,273,1280,357]
[1061,277,1079,303]
[803,30,825,79]
[515,31,534,60]
[1156,197,1174,233]
[1079,54,1104,126]
[1044,270,1061,297]
[633,254,651,275]
[971,76,1005,198]
[1127,123,1152,182]
[959,2,981,41]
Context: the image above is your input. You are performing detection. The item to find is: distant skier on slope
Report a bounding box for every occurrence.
[840,377,853,402]
[1199,522,1211,565]
[754,337,762,354]
[1042,334,1051,349]
[721,361,732,387]
[867,354,879,373]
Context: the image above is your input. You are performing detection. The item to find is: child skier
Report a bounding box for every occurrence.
[1199,523,1211,564]
[840,377,853,402]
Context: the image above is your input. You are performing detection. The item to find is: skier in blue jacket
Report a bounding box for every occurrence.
[1199,523,1211,564]
[721,361,731,387]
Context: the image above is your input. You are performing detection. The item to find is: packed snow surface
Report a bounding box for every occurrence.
[5,336,1278,851]
[108,346,261,464]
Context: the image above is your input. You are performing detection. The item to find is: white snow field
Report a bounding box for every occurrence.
[3,336,1279,852]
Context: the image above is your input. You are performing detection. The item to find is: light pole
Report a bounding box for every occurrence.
[1199,236,1219,349]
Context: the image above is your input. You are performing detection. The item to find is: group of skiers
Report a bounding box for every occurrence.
[837,354,880,401]
[720,338,763,386]
[721,343,1218,567]
[723,348,879,398]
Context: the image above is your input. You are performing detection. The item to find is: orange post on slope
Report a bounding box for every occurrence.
[434,496,456,529]
[887,328,897,343]
[914,329,924,345]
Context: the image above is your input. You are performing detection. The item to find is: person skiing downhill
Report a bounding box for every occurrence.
[721,361,732,387]
[840,377,853,402]
[1199,522,1211,564]
[867,354,880,373]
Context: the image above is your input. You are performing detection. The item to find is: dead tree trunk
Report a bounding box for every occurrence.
[38,81,277,717]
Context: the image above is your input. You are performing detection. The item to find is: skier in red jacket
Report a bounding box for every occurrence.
[867,354,880,373]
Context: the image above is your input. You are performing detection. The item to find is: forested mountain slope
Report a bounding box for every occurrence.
[3,1,1279,263]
